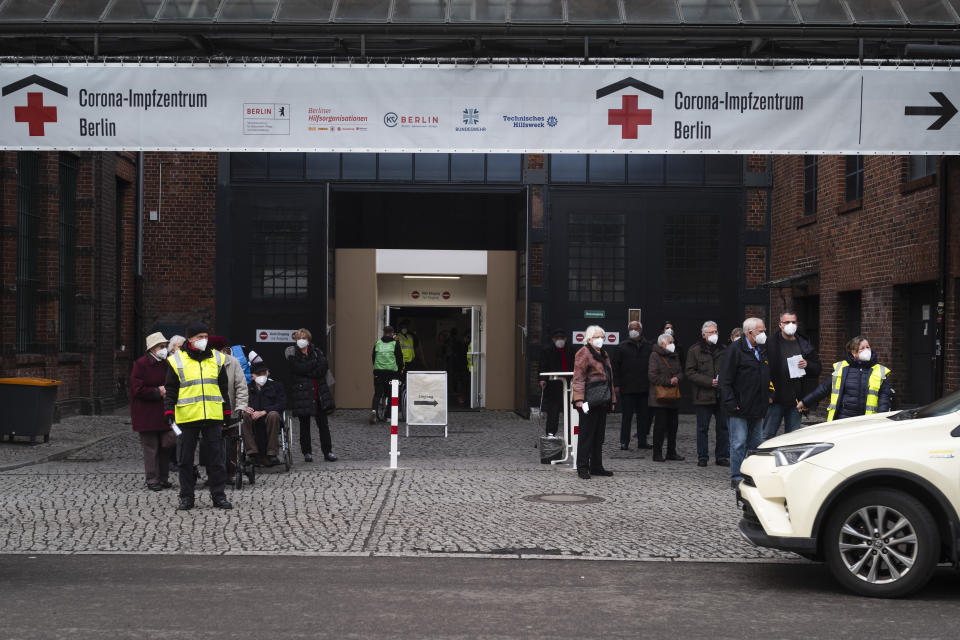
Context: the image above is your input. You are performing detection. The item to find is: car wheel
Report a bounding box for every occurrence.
[823,488,940,598]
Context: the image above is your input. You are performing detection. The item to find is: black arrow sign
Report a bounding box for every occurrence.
[414,400,439,406]
[905,92,957,130]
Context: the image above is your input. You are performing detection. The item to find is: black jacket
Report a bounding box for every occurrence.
[286,344,335,417]
[802,353,892,419]
[247,378,287,414]
[163,345,232,424]
[767,332,822,406]
[538,342,579,400]
[719,337,772,420]
[612,336,654,394]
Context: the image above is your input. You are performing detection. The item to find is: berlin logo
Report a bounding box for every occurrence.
[384,112,399,127]
[2,74,69,137]
[595,77,664,139]
[462,108,480,125]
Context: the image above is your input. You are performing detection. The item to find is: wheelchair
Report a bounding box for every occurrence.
[374,373,406,423]
[225,410,294,490]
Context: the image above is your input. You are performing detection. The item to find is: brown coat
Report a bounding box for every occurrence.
[648,344,684,407]
[572,345,616,407]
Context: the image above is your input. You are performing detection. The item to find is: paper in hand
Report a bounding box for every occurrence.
[786,354,806,379]
[582,401,590,414]
[170,422,183,436]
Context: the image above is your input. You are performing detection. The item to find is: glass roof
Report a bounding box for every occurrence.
[0,0,956,24]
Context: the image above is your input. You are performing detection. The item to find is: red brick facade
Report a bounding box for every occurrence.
[770,155,959,405]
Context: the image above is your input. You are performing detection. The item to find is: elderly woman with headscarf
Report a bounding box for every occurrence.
[571,325,616,480]
[130,332,175,490]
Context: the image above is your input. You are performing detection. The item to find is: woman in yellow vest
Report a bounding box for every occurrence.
[797,336,892,421]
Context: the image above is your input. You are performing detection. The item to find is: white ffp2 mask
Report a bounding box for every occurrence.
[783,322,798,336]
[858,349,872,362]
[591,338,604,349]
[296,338,309,349]
[707,334,719,345]
[255,375,268,386]
[665,343,676,353]
[192,338,208,351]
[754,332,767,345]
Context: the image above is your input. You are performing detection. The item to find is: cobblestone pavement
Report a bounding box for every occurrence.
[0,414,126,472]
[0,409,802,562]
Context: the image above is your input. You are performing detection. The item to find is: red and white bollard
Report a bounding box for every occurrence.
[570,407,579,469]
[389,378,399,469]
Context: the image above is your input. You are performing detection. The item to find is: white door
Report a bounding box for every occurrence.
[467,306,483,408]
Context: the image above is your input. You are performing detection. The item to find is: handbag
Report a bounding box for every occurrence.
[654,355,681,402]
[584,379,612,408]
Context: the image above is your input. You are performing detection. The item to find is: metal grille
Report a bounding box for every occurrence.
[250,208,309,299]
[59,153,79,352]
[803,156,817,216]
[845,155,864,202]
[567,213,625,302]
[663,214,720,305]
[16,152,41,352]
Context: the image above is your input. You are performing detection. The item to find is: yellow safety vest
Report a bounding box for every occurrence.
[467,341,472,372]
[398,332,415,364]
[168,349,225,424]
[826,360,890,422]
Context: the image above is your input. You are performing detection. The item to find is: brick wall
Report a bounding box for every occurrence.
[770,154,950,403]
[140,152,218,336]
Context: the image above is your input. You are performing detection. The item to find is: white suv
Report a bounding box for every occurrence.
[737,392,960,598]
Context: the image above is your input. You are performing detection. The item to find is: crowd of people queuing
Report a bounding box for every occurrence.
[541,312,892,485]
[129,323,336,511]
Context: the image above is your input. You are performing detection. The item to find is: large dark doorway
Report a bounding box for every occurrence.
[906,282,937,406]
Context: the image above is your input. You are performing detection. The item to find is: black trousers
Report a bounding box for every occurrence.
[178,421,226,500]
[619,392,652,446]
[299,410,332,456]
[372,370,398,410]
[576,406,608,472]
[652,407,680,458]
[542,384,563,436]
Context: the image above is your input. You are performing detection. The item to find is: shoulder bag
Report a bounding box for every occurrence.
[654,355,681,402]
[584,379,612,408]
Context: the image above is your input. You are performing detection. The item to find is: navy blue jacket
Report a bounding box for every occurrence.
[802,354,892,419]
[247,378,287,414]
[719,337,772,420]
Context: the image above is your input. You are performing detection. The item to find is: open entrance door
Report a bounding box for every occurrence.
[466,306,483,408]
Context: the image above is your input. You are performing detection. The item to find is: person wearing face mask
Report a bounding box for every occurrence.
[797,336,891,421]
[130,332,175,491]
[685,321,729,468]
[763,311,823,440]
[163,322,233,510]
[648,333,685,462]
[612,320,654,450]
[242,361,287,466]
[538,328,577,436]
[287,328,337,462]
[396,319,424,371]
[571,326,616,480]
[661,320,683,362]
[370,325,405,424]
[720,317,773,488]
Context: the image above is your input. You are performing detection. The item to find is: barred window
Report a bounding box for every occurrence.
[251,209,309,299]
[663,214,720,305]
[59,153,79,352]
[845,155,864,202]
[802,156,817,217]
[567,213,625,302]
[16,152,41,352]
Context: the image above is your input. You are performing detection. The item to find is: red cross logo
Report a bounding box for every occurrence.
[15,92,57,136]
[607,94,651,139]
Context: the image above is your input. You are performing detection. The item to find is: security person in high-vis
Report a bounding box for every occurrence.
[164,322,234,511]
[396,319,422,370]
[797,335,892,421]
[369,325,405,424]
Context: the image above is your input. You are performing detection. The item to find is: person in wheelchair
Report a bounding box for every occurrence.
[242,361,287,467]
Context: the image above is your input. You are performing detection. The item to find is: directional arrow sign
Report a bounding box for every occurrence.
[414,400,439,406]
[905,92,957,130]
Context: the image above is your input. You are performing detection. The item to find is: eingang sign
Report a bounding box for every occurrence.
[1,62,958,154]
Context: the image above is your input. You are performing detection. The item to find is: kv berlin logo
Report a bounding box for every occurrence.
[596,77,664,139]
[2,74,69,136]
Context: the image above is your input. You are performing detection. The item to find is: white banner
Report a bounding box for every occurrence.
[1,63,959,153]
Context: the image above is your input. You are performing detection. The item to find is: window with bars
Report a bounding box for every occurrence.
[845,155,864,203]
[802,156,818,216]
[59,153,79,352]
[16,152,41,352]
[250,209,309,299]
[663,214,720,305]
[567,213,625,302]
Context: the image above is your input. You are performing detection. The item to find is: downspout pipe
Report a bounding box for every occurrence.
[135,152,144,345]
[936,156,950,398]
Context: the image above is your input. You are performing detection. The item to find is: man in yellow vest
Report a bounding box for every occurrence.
[164,322,234,511]
[797,336,892,421]
[396,319,423,370]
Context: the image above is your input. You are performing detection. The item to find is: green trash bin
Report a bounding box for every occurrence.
[0,378,61,444]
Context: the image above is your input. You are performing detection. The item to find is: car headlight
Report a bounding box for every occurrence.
[772,443,833,467]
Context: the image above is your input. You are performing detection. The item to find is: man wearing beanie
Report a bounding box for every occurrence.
[164,321,234,511]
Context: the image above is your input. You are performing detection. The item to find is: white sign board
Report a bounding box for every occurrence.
[2,63,960,153]
[255,329,298,343]
[573,331,620,346]
[405,371,448,433]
